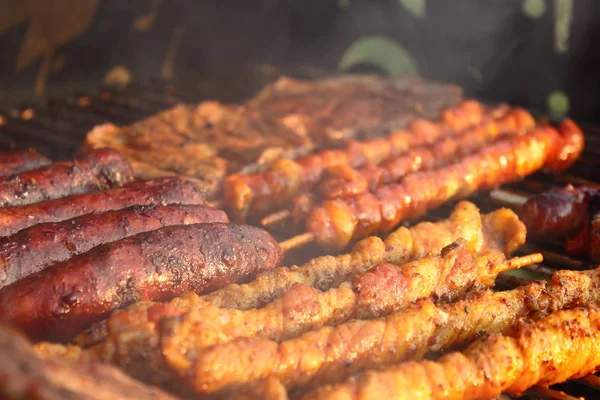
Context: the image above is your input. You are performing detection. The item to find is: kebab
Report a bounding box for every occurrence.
[0,204,228,288]
[223,100,490,222]
[76,245,538,389]
[0,148,51,177]
[187,266,600,396]
[282,119,584,252]
[304,306,600,400]
[73,201,524,350]
[0,177,205,237]
[0,149,134,207]
[0,223,282,342]
[264,106,534,226]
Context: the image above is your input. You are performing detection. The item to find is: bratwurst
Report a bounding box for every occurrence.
[0,223,282,342]
[0,177,205,237]
[0,204,228,288]
[0,148,51,177]
[0,149,133,207]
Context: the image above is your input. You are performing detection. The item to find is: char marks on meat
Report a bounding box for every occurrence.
[0,177,205,237]
[0,148,51,177]
[0,223,282,341]
[0,149,134,207]
[0,204,228,288]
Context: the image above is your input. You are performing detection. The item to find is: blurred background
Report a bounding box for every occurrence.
[0,0,599,120]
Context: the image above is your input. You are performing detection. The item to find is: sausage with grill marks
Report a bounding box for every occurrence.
[0,149,51,177]
[0,177,205,237]
[0,204,229,288]
[0,223,282,342]
[0,149,134,207]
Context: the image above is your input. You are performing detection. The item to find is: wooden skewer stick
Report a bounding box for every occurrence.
[501,253,543,272]
[279,231,315,252]
[489,189,529,208]
[261,209,292,227]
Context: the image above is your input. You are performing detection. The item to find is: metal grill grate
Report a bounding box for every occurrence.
[0,82,598,399]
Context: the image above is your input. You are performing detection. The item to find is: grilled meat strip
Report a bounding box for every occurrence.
[305,306,600,400]
[202,201,525,310]
[0,177,205,237]
[0,325,177,400]
[0,223,282,342]
[521,184,600,239]
[0,148,51,177]
[314,107,532,201]
[0,204,228,288]
[81,242,529,389]
[0,149,134,207]
[73,201,518,349]
[223,100,486,222]
[307,119,584,251]
[188,267,600,395]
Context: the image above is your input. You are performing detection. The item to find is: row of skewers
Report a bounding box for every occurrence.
[222,100,584,252]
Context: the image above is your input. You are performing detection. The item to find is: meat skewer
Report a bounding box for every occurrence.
[0,177,205,237]
[304,306,600,400]
[0,204,229,288]
[0,325,178,400]
[0,223,282,342]
[73,201,525,348]
[188,266,600,396]
[284,119,584,252]
[224,100,491,222]
[263,106,534,226]
[0,148,51,177]
[0,149,134,207]
[78,248,538,389]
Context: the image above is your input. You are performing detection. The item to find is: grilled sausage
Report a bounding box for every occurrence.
[0,149,134,207]
[520,185,599,239]
[0,204,228,288]
[0,177,205,237]
[0,149,51,177]
[0,223,282,342]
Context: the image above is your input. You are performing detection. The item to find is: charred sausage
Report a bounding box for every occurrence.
[0,177,205,237]
[0,149,134,207]
[0,223,282,341]
[0,204,228,288]
[0,149,51,177]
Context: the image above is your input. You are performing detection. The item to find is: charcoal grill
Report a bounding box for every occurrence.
[0,81,599,400]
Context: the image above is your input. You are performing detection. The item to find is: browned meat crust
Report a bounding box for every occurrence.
[0,223,282,342]
[0,204,228,288]
[305,306,600,400]
[0,177,205,237]
[0,149,134,207]
[521,184,600,239]
[0,148,51,177]
[306,119,584,251]
[0,324,178,400]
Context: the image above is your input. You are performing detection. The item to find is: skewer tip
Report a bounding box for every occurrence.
[279,232,315,252]
[261,210,291,227]
[503,253,544,271]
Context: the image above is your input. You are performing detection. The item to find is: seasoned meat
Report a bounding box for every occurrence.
[0,148,51,177]
[0,204,228,288]
[0,324,177,400]
[0,149,134,207]
[0,223,282,342]
[304,307,600,400]
[521,184,599,239]
[0,177,205,237]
